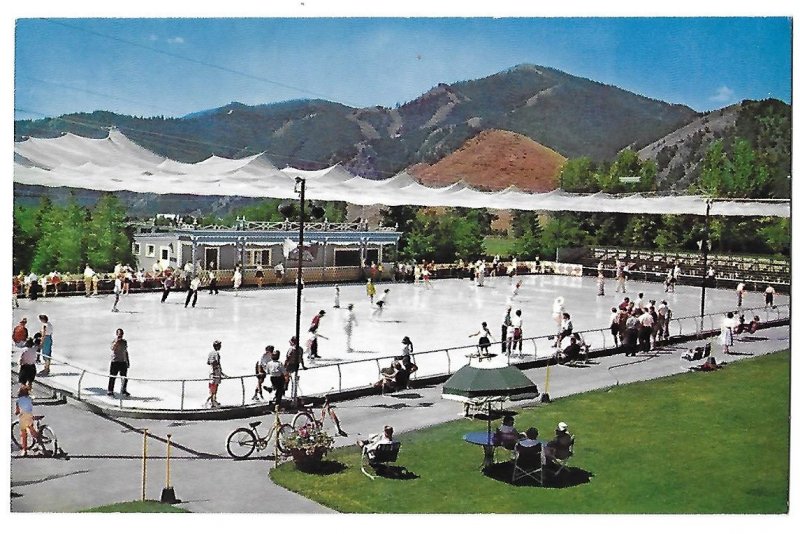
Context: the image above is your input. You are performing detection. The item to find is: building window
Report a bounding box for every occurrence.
[160,246,170,261]
[245,248,271,267]
[132,243,141,255]
[145,244,155,257]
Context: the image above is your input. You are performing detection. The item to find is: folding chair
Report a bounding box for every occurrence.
[512,442,544,485]
[361,441,402,480]
[549,436,575,477]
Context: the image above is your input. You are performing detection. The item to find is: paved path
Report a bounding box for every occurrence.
[10,324,789,513]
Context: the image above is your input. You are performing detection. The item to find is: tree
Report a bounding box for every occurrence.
[86,194,133,271]
[559,157,597,192]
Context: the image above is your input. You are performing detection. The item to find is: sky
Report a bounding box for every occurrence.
[12,14,793,122]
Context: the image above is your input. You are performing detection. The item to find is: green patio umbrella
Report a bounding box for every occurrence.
[442,362,539,438]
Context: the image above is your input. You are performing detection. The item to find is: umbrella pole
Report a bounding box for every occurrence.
[487,401,492,441]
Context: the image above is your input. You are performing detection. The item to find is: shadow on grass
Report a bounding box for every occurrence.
[483,461,593,488]
[369,464,420,480]
[294,459,348,475]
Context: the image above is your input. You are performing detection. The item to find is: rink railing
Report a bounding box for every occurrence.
[28,303,788,412]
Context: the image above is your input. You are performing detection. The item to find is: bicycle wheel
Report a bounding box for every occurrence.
[226,428,257,459]
[38,425,56,454]
[11,421,21,449]
[291,411,315,431]
[275,423,294,455]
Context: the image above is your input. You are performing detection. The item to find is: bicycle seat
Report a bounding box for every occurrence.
[249,421,261,429]
[33,415,45,420]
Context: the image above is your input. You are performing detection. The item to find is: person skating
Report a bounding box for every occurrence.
[469,322,494,356]
[343,303,358,352]
[111,274,123,312]
[184,275,200,308]
[372,289,390,318]
[307,310,328,360]
[205,340,227,408]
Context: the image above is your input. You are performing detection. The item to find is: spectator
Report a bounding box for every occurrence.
[719,312,736,355]
[494,415,523,448]
[38,315,53,376]
[558,335,582,365]
[13,317,28,348]
[545,421,573,462]
[609,308,620,347]
[638,308,654,352]
[107,328,131,397]
[284,336,306,401]
[253,346,273,401]
[554,312,573,348]
[274,262,285,282]
[623,312,639,357]
[517,427,541,447]
[510,309,523,356]
[266,350,286,409]
[205,340,225,408]
[357,425,394,454]
[374,361,403,391]
[255,265,264,288]
[18,338,38,387]
[396,336,418,378]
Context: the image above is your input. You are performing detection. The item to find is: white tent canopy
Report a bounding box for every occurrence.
[13,130,789,218]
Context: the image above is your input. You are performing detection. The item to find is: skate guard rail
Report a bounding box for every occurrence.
[22,304,788,413]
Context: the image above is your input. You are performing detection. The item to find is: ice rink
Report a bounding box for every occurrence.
[11,274,783,411]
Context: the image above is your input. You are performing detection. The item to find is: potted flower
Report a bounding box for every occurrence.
[285,425,335,469]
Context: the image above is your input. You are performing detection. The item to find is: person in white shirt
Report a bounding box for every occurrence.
[185,276,201,308]
[265,350,286,408]
[83,265,95,297]
[736,282,746,307]
[510,309,523,356]
[719,311,737,355]
[111,274,123,312]
[253,346,273,401]
[232,267,243,295]
[344,304,358,352]
[358,425,395,454]
[764,285,776,308]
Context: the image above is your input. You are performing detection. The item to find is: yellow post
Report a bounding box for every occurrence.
[274,409,280,468]
[166,434,172,488]
[541,364,552,403]
[141,429,148,501]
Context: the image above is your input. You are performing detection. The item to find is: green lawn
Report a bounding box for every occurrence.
[83,500,189,513]
[271,351,790,513]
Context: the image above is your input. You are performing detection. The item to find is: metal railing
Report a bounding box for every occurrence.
[20,303,788,413]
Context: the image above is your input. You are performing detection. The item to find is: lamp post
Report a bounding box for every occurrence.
[278,177,324,407]
[699,198,713,335]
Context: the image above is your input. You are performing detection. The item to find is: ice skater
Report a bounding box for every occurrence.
[596,269,605,296]
[232,267,242,296]
[736,281,746,308]
[366,278,376,304]
[510,309,523,357]
[343,304,357,352]
[111,274,123,312]
[372,289,390,318]
[307,310,328,360]
[184,275,200,308]
[205,340,226,408]
[469,322,495,356]
[510,279,522,300]
[333,284,341,308]
[615,259,626,293]
[764,284,776,309]
[422,266,433,289]
[501,305,512,354]
[552,296,565,332]
[208,270,219,295]
[161,274,174,303]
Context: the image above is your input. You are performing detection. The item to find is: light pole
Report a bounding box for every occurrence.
[279,177,324,407]
[699,198,713,335]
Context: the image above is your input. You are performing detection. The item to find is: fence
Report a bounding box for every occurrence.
[27,304,788,414]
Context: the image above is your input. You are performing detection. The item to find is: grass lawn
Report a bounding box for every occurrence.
[271,351,790,513]
[82,500,189,513]
[483,235,516,257]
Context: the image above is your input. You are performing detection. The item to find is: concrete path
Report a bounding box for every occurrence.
[10,323,789,513]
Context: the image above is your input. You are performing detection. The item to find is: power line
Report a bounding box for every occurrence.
[42,19,363,109]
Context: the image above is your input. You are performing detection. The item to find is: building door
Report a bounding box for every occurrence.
[205,247,219,271]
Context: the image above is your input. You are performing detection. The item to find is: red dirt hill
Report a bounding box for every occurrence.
[409,129,566,192]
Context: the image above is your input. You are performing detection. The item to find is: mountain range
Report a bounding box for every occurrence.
[14,64,790,215]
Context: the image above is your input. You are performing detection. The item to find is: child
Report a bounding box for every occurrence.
[15,385,39,456]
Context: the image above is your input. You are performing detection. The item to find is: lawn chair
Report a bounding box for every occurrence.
[512,442,544,485]
[549,436,575,477]
[361,441,402,480]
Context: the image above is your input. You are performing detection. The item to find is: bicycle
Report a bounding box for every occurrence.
[225,415,293,459]
[291,392,347,437]
[11,415,58,456]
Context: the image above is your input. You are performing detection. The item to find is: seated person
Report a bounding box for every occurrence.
[517,427,541,448]
[494,415,523,448]
[373,361,403,391]
[357,425,394,454]
[558,335,582,364]
[734,314,748,335]
[553,313,574,348]
[544,421,573,462]
[394,363,411,390]
[748,316,760,334]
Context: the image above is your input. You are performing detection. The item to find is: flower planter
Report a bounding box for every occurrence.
[290,447,327,469]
